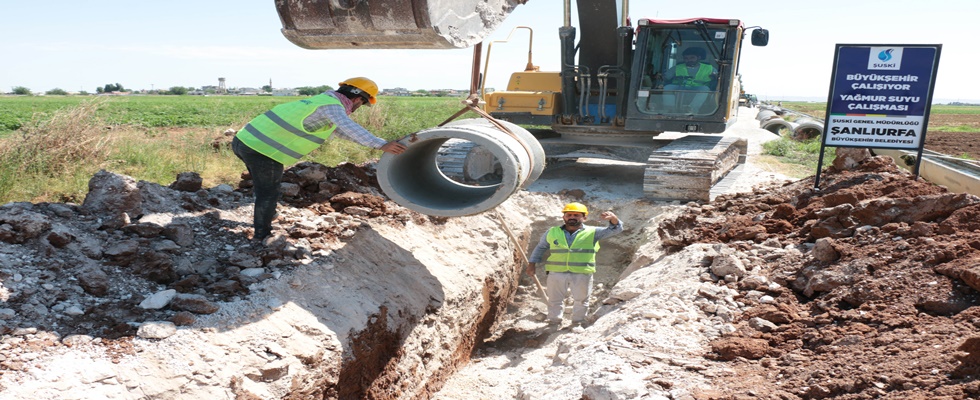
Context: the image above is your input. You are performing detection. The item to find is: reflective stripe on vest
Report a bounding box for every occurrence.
[544,226,599,274]
[235,94,340,165]
[673,63,713,87]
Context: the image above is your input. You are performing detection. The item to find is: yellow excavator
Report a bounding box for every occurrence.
[275,0,768,207]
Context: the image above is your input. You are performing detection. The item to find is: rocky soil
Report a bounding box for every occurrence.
[665,150,980,399]
[2,108,980,399]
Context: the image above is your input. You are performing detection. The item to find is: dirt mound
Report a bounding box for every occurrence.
[658,152,980,399]
[0,161,418,371]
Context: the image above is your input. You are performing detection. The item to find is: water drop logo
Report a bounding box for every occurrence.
[868,46,902,70]
[878,49,894,62]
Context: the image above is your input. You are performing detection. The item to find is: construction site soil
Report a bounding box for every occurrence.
[661,151,980,399]
[1,121,979,399]
[923,127,980,160]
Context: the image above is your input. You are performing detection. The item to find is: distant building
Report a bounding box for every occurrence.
[273,88,299,96]
[233,87,261,96]
[382,87,412,97]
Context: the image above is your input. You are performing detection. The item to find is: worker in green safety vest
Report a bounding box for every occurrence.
[657,47,718,114]
[232,77,406,242]
[526,202,623,327]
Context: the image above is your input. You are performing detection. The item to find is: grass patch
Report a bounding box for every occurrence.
[761,134,827,179]
[0,98,119,203]
[931,124,977,132]
[0,95,464,203]
[752,154,816,179]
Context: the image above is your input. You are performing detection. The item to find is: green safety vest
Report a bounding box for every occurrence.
[544,226,599,274]
[672,63,713,87]
[235,94,340,165]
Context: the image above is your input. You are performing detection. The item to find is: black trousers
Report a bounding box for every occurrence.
[231,136,283,239]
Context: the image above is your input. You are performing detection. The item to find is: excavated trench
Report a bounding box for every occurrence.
[342,199,654,400]
[0,121,736,400]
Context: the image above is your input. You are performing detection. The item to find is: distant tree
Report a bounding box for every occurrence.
[296,85,332,96]
[101,83,125,93]
[262,85,272,93]
[167,86,188,95]
[12,86,32,95]
[79,90,89,96]
[46,88,68,95]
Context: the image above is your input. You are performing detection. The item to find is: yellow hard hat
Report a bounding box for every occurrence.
[338,77,378,105]
[562,202,588,216]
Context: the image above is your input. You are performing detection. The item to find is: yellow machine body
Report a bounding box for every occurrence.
[485,71,562,116]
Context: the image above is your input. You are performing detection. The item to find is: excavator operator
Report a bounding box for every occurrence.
[658,47,718,113]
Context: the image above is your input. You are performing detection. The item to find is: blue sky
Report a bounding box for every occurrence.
[2,1,976,102]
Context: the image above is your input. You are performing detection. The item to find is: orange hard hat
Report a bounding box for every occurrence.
[338,77,378,105]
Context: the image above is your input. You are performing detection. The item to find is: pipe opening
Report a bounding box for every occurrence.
[436,139,505,186]
[379,120,544,217]
[383,136,510,211]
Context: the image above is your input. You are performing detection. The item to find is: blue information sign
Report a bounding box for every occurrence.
[823,44,941,150]
[814,44,941,189]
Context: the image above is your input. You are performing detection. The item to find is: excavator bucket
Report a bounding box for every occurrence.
[275,0,526,49]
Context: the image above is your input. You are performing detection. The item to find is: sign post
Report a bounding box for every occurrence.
[814,44,941,189]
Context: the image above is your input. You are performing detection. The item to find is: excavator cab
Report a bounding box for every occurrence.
[627,18,768,133]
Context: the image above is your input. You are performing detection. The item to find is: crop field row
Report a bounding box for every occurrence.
[0,95,464,137]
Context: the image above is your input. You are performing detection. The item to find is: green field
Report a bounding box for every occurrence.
[3,95,975,203]
[0,95,462,136]
[0,95,464,203]
[772,101,980,121]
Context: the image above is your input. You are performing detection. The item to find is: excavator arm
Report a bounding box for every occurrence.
[274,0,527,49]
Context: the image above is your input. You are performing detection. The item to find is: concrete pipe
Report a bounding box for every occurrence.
[756,109,779,122]
[761,118,798,135]
[794,117,824,140]
[378,119,544,217]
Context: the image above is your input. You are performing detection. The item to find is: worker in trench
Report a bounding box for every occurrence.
[232,77,407,242]
[525,203,623,327]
